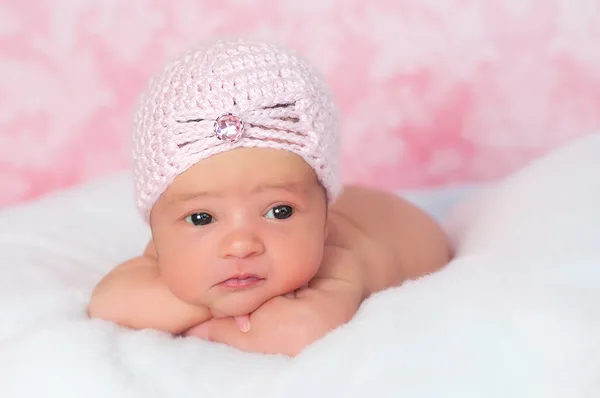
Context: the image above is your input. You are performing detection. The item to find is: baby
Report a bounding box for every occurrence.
[88,39,452,356]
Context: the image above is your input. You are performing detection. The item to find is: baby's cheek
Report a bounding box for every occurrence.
[159,253,205,303]
[277,255,321,294]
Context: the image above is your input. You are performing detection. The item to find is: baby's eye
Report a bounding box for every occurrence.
[185,212,213,226]
[265,205,294,220]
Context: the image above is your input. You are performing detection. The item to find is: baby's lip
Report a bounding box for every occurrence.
[217,273,265,289]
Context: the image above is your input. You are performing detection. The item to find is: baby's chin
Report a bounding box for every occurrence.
[208,289,274,318]
[208,283,299,317]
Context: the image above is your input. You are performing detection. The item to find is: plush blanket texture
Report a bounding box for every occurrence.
[0,133,598,397]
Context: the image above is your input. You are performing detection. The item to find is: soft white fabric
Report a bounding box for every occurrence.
[0,133,599,397]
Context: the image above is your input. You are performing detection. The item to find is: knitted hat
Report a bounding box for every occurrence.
[132,38,341,222]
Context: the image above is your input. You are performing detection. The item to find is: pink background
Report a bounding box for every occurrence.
[1,0,599,208]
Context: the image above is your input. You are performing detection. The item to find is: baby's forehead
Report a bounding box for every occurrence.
[185,148,315,179]
[155,148,322,208]
[169,179,315,202]
[169,166,318,197]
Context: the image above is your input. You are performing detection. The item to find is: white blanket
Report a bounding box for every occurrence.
[0,133,599,398]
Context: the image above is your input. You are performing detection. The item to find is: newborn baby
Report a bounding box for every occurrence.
[88,39,452,356]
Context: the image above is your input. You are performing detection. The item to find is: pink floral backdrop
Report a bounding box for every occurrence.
[1,0,599,208]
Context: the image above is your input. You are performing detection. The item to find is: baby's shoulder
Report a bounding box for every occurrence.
[324,186,397,278]
[327,184,407,246]
[332,185,452,283]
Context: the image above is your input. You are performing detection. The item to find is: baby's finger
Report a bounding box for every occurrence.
[200,318,259,352]
[234,314,251,333]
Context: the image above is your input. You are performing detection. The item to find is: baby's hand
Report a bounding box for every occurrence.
[186,286,362,355]
[186,314,251,336]
[183,294,318,356]
[185,247,364,356]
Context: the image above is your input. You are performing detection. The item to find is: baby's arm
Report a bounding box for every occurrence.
[88,243,211,335]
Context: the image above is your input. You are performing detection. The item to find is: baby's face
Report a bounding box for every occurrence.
[150,148,327,317]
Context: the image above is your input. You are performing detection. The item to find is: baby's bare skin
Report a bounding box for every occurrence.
[88,149,452,355]
[183,186,452,355]
[89,188,451,355]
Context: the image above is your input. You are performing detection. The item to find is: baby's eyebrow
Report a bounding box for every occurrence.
[167,190,222,204]
[251,181,309,194]
[167,181,309,204]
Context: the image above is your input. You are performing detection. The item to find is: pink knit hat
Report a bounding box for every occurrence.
[132,38,341,222]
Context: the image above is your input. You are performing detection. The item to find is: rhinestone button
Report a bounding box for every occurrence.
[214,113,243,142]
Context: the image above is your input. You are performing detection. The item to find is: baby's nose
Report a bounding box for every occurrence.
[218,229,265,259]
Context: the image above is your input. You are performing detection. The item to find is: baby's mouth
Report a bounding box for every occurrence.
[218,274,265,289]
